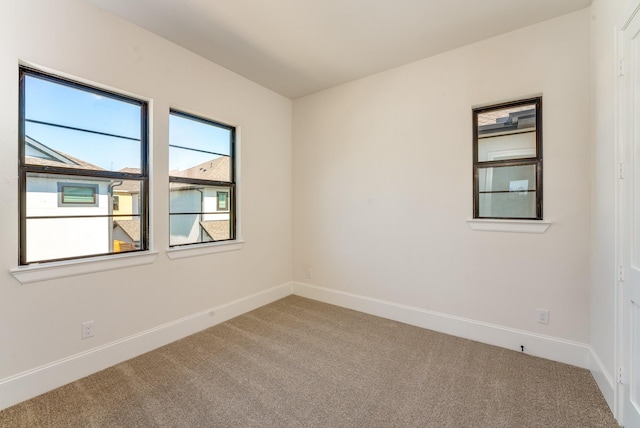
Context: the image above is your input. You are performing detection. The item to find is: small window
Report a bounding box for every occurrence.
[58,183,98,206]
[169,110,235,246]
[19,67,149,265]
[217,192,229,211]
[473,97,542,220]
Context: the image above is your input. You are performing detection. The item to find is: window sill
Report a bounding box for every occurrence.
[166,239,245,260]
[466,219,551,234]
[10,251,159,284]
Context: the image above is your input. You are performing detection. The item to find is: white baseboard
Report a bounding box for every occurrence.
[293,282,592,369]
[589,348,615,412]
[0,282,293,411]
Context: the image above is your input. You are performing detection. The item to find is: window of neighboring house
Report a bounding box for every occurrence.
[58,183,98,206]
[169,110,235,246]
[112,195,120,211]
[19,67,149,265]
[217,191,229,211]
[473,97,542,220]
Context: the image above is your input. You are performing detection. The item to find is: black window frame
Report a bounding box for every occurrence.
[18,66,149,265]
[169,109,236,246]
[472,97,543,220]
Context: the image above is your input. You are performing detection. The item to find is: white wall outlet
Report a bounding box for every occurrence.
[536,309,549,324]
[306,268,313,278]
[81,321,95,339]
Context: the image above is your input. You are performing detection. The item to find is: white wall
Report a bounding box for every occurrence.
[589,0,632,413]
[293,10,591,347]
[0,0,292,409]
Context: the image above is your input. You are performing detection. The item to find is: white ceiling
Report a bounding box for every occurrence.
[88,0,592,99]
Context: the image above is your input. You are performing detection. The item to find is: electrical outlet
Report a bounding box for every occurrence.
[536,309,549,324]
[81,321,95,339]
[306,268,313,278]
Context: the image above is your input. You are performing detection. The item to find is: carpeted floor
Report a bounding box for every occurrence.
[0,296,619,427]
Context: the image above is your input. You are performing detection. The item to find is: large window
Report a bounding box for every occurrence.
[19,67,149,265]
[169,110,235,246]
[473,97,542,220]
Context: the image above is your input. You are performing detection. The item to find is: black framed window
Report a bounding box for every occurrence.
[19,67,149,265]
[169,110,235,246]
[473,97,542,220]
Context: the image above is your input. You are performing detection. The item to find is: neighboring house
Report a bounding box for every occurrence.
[24,136,139,260]
[112,167,141,221]
[25,136,114,261]
[169,156,232,245]
[111,167,142,251]
[112,219,140,251]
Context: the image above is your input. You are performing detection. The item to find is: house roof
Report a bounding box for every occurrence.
[118,167,142,174]
[170,156,231,183]
[200,220,231,241]
[25,136,104,171]
[113,181,141,194]
[113,168,142,193]
[113,219,140,242]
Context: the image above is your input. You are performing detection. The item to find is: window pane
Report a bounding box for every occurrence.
[478,164,536,193]
[25,217,111,262]
[27,173,142,213]
[478,192,537,218]
[169,183,233,245]
[477,131,536,162]
[25,216,142,263]
[477,104,536,136]
[477,104,536,162]
[477,164,537,218]
[25,172,143,263]
[168,146,231,182]
[169,214,232,245]
[24,75,143,172]
[169,113,232,181]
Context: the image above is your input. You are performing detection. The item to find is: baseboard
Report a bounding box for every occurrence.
[293,282,592,369]
[0,282,293,411]
[589,348,615,413]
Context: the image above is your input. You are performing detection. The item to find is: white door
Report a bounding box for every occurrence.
[621,4,640,427]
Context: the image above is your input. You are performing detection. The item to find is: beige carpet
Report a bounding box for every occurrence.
[0,296,618,427]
